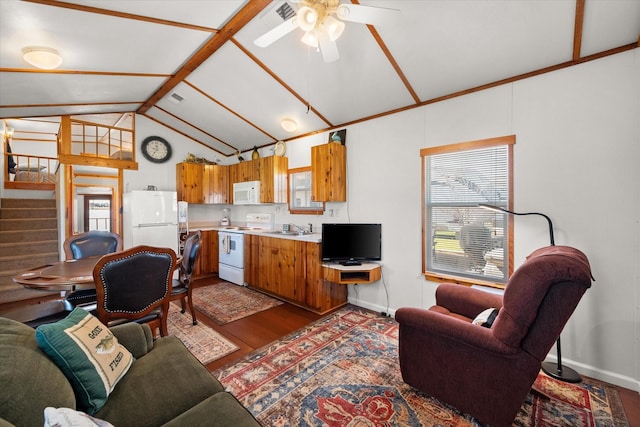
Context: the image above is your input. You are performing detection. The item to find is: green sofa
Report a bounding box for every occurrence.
[0,317,260,426]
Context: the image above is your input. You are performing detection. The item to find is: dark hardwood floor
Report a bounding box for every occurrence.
[2,276,638,425]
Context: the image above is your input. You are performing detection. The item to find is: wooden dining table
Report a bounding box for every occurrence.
[13,256,100,292]
[11,254,182,324]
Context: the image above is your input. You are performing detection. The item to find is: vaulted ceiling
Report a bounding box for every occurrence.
[1,0,639,158]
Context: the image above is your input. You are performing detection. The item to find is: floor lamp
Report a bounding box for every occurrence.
[478,204,582,383]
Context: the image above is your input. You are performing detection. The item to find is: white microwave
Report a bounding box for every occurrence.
[233,181,261,205]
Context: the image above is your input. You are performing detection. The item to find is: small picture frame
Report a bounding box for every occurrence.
[328,129,347,145]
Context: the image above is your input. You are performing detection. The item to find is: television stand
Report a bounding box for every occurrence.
[322,262,382,285]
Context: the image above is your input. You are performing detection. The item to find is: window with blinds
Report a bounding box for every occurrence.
[421,135,515,286]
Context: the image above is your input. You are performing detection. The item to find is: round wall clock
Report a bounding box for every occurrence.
[141,136,172,163]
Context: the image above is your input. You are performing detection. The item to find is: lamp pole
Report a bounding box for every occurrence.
[478,204,581,383]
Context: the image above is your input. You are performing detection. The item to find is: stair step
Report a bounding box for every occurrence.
[0,207,56,219]
[0,252,59,272]
[0,198,56,209]
[0,217,58,231]
[0,229,58,242]
[0,239,58,257]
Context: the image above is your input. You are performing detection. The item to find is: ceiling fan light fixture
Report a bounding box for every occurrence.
[301,30,319,48]
[22,46,63,70]
[296,6,318,32]
[281,118,297,132]
[323,16,345,41]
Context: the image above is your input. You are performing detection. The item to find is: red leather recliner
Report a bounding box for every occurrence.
[396,246,593,427]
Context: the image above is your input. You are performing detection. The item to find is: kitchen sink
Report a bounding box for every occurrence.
[265,230,310,236]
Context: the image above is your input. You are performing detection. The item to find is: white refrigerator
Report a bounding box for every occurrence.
[122,191,178,254]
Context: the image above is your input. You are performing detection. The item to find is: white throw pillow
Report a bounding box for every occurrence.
[472,307,498,328]
[44,407,114,427]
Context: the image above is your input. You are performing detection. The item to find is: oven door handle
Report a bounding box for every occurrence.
[223,234,231,254]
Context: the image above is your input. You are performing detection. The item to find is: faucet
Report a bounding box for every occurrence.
[292,224,312,235]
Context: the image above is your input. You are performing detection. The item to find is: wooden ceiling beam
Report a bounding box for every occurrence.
[352,0,421,104]
[137,0,272,115]
[573,0,586,60]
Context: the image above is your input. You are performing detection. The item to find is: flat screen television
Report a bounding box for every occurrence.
[321,223,382,265]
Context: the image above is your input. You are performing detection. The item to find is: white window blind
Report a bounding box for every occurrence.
[422,136,514,284]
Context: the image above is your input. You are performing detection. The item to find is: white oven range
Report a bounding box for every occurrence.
[218,230,244,286]
[218,213,273,286]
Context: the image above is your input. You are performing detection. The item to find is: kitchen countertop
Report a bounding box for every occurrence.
[187,222,321,243]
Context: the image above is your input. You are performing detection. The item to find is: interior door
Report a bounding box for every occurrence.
[83,194,112,232]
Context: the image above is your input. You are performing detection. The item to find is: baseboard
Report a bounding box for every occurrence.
[348,297,640,393]
[543,355,640,392]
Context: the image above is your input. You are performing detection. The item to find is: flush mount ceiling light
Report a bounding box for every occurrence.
[255,0,399,63]
[22,46,63,70]
[281,119,297,132]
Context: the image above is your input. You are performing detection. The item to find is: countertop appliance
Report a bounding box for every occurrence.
[123,190,178,254]
[219,213,273,286]
[233,180,260,205]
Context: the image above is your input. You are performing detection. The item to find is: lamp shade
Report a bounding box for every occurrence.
[323,16,345,41]
[296,6,318,32]
[301,30,319,48]
[22,47,63,70]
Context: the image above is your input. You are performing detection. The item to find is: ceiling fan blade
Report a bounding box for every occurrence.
[318,31,339,63]
[335,3,400,26]
[254,16,299,48]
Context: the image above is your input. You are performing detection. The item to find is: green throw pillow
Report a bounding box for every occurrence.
[35,308,134,415]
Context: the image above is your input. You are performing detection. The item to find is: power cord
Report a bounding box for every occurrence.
[377,262,390,317]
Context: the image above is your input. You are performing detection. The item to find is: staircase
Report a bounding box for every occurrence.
[0,198,60,308]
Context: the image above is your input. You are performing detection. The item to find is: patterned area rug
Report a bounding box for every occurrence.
[215,306,629,426]
[167,303,239,365]
[192,282,283,325]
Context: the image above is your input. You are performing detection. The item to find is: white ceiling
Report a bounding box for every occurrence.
[1,0,639,158]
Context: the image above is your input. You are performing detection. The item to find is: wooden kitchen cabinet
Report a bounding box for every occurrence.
[176,162,204,204]
[228,156,288,204]
[311,142,346,202]
[203,164,229,204]
[193,229,218,277]
[259,156,288,203]
[245,235,347,313]
[178,162,228,204]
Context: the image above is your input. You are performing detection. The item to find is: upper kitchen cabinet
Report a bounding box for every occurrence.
[203,164,229,204]
[176,162,204,204]
[311,143,346,202]
[228,156,288,204]
[177,162,228,204]
[259,156,288,204]
[228,158,259,185]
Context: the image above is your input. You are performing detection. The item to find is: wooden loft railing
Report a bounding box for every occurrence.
[57,115,138,170]
[4,152,58,191]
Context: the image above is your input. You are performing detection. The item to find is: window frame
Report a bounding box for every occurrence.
[421,135,515,288]
[288,166,325,215]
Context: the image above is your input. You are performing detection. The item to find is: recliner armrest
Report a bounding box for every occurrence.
[435,283,503,319]
[396,307,516,355]
[109,322,154,358]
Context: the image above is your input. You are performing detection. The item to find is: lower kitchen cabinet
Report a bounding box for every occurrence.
[193,229,218,277]
[245,235,347,314]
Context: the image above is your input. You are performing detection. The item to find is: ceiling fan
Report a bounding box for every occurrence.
[254,0,399,63]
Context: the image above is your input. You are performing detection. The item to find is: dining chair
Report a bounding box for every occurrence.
[92,245,177,337]
[62,231,123,310]
[170,231,201,325]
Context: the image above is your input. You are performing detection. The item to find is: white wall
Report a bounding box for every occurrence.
[126,50,639,391]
